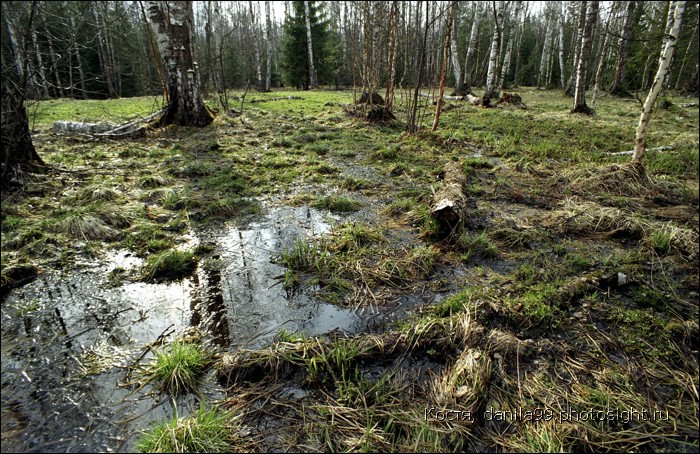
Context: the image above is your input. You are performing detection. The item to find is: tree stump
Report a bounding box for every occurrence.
[366,106,396,123]
[356,92,385,105]
[430,161,468,236]
[495,92,527,108]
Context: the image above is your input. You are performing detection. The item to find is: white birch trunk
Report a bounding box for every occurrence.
[499,0,522,91]
[566,1,587,95]
[572,1,598,113]
[3,4,25,82]
[145,0,213,126]
[450,2,461,89]
[484,1,504,99]
[92,2,116,98]
[265,1,273,92]
[38,2,65,97]
[249,1,263,90]
[633,1,686,164]
[463,2,482,88]
[538,5,554,89]
[558,3,566,88]
[304,1,318,88]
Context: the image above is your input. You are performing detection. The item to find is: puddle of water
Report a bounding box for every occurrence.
[0,205,366,452]
[210,205,365,348]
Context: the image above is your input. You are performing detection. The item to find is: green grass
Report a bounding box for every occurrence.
[458,230,498,261]
[28,96,163,128]
[147,339,213,396]
[135,405,238,453]
[312,194,362,213]
[279,237,324,273]
[142,249,198,281]
[646,229,673,254]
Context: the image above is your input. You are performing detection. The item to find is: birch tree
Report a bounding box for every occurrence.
[538,3,556,89]
[265,1,273,92]
[499,0,522,91]
[557,3,566,88]
[591,4,615,106]
[565,1,588,96]
[304,1,318,88]
[249,1,263,90]
[484,1,505,99]
[145,1,213,126]
[633,1,685,165]
[37,1,65,98]
[449,1,461,91]
[459,2,481,95]
[571,1,599,114]
[93,1,117,98]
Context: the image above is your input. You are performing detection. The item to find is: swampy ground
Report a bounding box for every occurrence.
[1,88,699,452]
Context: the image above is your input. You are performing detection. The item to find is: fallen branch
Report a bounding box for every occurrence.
[95,109,164,136]
[607,145,673,156]
[249,96,303,103]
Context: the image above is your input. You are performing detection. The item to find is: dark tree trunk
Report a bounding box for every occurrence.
[610,0,636,96]
[1,83,44,189]
[571,1,598,114]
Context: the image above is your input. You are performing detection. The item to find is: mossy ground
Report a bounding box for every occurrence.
[2,88,698,452]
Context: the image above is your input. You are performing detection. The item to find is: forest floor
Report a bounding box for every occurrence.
[1,88,699,452]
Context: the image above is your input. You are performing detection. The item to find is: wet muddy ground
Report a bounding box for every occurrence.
[1,201,449,452]
[2,90,698,452]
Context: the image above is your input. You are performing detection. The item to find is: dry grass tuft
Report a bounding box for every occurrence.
[553,197,699,259]
[567,162,653,197]
[432,348,491,412]
[61,213,115,240]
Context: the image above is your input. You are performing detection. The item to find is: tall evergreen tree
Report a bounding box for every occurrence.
[281,1,331,89]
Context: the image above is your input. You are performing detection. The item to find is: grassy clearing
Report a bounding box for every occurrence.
[2,87,698,451]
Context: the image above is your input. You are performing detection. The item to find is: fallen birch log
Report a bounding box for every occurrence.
[53,120,118,134]
[52,109,164,139]
[249,96,303,103]
[607,145,673,156]
[431,161,468,236]
[420,92,466,101]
